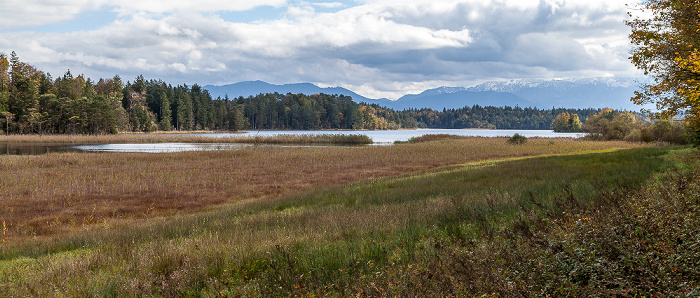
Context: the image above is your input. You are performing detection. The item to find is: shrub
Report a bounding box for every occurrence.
[507,133,527,144]
[623,129,645,142]
[583,109,646,141]
[649,120,687,144]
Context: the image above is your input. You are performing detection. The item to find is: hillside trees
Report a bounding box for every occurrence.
[0,111,12,135]
[0,54,10,115]
[550,112,582,132]
[627,0,700,143]
[403,106,598,130]
[0,53,136,134]
[175,87,194,130]
[7,51,42,133]
[3,51,668,135]
[159,92,172,130]
[580,108,686,143]
[234,93,385,130]
[2,52,395,133]
[358,105,389,130]
[583,109,644,140]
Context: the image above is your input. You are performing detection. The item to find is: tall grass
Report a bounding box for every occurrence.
[354,148,700,296]
[0,138,644,240]
[0,143,681,296]
[229,133,372,145]
[0,133,372,145]
[395,134,463,143]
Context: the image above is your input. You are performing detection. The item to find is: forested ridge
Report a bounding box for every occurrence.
[1,52,603,134]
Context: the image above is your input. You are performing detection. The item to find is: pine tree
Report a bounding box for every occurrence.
[160,91,172,131]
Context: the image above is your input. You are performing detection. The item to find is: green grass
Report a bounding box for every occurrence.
[1,146,695,296]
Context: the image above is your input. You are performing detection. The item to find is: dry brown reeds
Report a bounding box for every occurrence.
[0,141,682,297]
[0,137,646,239]
[0,133,371,145]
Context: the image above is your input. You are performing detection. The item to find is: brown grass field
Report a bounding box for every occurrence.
[0,136,646,240]
[3,133,695,297]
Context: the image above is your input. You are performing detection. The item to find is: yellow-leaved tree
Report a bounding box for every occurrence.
[627,0,700,144]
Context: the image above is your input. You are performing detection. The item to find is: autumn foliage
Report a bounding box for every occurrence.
[627,0,700,143]
[550,112,582,132]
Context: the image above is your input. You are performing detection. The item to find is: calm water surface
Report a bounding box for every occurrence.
[70,143,256,153]
[1,129,584,155]
[0,143,80,155]
[205,129,584,144]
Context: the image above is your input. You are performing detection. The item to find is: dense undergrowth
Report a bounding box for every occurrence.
[349,148,700,296]
[0,145,696,296]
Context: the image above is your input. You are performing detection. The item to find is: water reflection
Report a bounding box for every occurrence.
[70,143,254,153]
[0,142,338,155]
[1,129,586,155]
[0,143,71,155]
[202,129,585,144]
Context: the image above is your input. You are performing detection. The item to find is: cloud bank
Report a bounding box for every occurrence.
[0,0,640,99]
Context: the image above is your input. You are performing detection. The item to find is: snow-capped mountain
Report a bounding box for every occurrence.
[204,78,646,111]
[465,78,642,110]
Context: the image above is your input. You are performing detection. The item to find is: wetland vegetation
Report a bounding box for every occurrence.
[3,0,700,294]
[0,54,696,296]
[4,136,697,296]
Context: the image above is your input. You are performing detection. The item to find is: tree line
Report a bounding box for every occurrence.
[0,51,640,135]
[400,106,600,130]
[0,52,417,134]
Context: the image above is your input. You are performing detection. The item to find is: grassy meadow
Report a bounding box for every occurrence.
[1,135,698,296]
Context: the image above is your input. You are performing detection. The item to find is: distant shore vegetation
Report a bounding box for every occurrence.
[0,51,689,144]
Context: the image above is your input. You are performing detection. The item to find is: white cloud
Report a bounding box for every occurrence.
[286,6,316,18]
[0,0,642,98]
[109,0,288,14]
[312,2,344,8]
[170,63,187,72]
[0,0,288,28]
[0,0,101,27]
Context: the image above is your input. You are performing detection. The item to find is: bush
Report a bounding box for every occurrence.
[507,133,527,144]
[649,120,687,144]
[583,109,645,141]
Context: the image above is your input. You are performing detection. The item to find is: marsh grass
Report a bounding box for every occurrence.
[396,134,465,144]
[0,138,644,240]
[0,140,678,296]
[0,133,372,145]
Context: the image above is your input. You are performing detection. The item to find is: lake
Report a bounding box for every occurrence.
[1,129,584,155]
[201,129,584,144]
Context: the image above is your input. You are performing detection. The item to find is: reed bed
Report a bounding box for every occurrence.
[0,133,372,145]
[0,144,684,297]
[396,133,465,143]
[0,137,645,240]
[225,133,372,145]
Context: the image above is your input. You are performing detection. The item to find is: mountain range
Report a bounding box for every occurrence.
[204,78,647,111]
[204,81,376,103]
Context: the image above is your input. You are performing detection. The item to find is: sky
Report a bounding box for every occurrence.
[0,0,642,99]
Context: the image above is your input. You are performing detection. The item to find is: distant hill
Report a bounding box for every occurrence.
[204,78,646,111]
[382,88,535,110]
[467,78,643,110]
[203,81,380,103]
